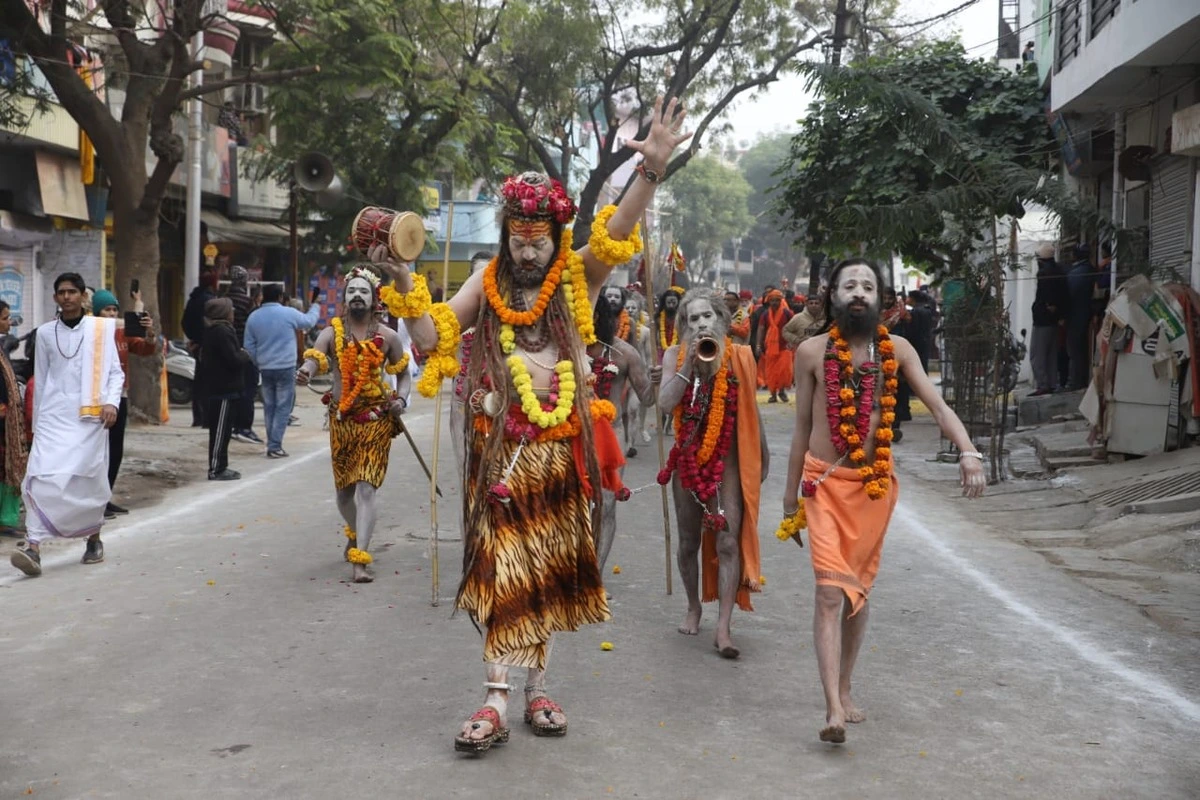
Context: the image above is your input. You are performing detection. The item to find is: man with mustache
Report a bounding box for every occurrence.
[782,258,986,745]
[373,96,690,755]
[658,289,767,659]
[297,266,412,583]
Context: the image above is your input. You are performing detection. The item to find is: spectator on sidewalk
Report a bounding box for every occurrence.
[243,284,320,458]
[200,297,249,481]
[1029,243,1067,395]
[91,289,159,518]
[0,299,27,536]
[11,272,124,577]
[224,266,263,446]
[182,269,218,427]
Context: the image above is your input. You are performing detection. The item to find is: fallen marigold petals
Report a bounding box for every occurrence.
[600,641,614,651]
[612,565,621,574]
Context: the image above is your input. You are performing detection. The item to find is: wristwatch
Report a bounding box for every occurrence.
[635,162,663,184]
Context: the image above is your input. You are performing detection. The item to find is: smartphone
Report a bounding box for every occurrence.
[310,286,321,305]
[124,311,147,338]
[130,278,139,298]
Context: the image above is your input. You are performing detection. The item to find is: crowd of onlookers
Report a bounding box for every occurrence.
[1028,242,1112,396]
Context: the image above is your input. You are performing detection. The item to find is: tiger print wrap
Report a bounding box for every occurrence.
[457,436,611,668]
[329,411,400,491]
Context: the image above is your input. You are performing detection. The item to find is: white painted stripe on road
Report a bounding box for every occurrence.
[2,412,432,587]
[895,504,1200,724]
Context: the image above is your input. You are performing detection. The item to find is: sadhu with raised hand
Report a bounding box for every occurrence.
[780,258,986,745]
[372,95,691,755]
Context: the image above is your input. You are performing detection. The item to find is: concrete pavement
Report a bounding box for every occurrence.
[2,393,1197,799]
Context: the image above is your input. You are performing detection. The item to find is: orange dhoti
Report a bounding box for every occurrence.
[803,452,898,615]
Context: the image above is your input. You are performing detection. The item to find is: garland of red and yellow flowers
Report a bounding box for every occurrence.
[825,323,898,499]
[656,340,737,503]
[331,317,401,418]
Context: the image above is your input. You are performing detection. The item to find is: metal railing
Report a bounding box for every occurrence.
[1056,0,1082,72]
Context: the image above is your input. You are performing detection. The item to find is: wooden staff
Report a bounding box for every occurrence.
[429,200,455,606]
[641,211,673,595]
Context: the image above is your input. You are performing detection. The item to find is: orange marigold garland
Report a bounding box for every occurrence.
[616,310,631,342]
[656,340,737,503]
[822,323,897,500]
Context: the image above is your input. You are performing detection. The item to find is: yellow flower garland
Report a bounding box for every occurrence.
[385,351,410,375]
[346,547,373,565]
[588,204,643,267]
[303,348,329,375]
[416,302,462,398]
[775,500,807,542]
[344,525,356,541]
[380,273,432,319]
[509,356,575,428]
[561,248,596,344]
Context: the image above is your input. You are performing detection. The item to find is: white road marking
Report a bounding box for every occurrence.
[895,504,1200,724]
[1,413,432,587]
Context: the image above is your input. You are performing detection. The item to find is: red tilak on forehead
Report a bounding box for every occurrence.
[507,219,552,240]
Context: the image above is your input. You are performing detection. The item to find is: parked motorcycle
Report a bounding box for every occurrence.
[166,339,196,406]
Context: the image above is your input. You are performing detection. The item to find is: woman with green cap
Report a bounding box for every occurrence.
[92,288,159,518]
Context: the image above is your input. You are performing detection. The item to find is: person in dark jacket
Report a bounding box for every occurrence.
[200,297,250,481]
[1029,244,1068,395]
[182,269,218,427]
[1065,243,1095,391]
[224,265,263,444]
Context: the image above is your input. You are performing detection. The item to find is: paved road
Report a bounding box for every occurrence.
[2,394,1198,799]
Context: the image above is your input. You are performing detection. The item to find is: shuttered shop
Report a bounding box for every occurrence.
[1149,156,1196,283]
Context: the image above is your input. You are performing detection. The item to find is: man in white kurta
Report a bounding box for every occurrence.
[11,273,124,577]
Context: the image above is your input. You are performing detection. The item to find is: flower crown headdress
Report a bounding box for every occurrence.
[344,265,382,293]
[501,172,578,224]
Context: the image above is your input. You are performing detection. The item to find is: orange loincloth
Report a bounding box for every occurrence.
[700,344,762,611]
[803,452,898,616]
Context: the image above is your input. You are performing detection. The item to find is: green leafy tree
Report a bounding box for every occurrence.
[662,155,753,286]
[775,41,1059,280]
[258,0,513,249]
[487,0,900,231]
[738,132,799,285]
[0,0,314,417]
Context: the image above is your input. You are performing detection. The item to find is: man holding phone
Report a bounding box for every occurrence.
[243,283,321,457]
[92,286,159,518]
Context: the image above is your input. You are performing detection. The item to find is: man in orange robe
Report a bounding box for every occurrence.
[783,258,987,745]
[658,289,768,659]
[755,289,794,403]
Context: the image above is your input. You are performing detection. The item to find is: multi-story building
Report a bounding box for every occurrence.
[1046,0,1200,287]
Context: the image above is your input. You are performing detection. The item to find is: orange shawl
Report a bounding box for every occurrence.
[700,344,762,611]
[760,305,794,391]
[803,452,898,616]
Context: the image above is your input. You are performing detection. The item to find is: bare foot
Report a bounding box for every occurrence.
[352,564,374,583]
[820,712,846,744]
[678,606,702,635]
[841,694,866,723]
[713,629,740,659]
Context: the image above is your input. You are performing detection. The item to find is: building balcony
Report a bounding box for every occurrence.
[1051,0,1200,113]
[0,95,80,152]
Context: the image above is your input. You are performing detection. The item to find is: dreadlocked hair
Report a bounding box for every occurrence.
[458,258,603,601]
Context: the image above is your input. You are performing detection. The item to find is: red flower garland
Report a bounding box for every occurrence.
[656,354,739,503]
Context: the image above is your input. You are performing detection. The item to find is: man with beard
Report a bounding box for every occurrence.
[726,291,751,345]
[373,96,689,755]
[655,286,684,362]
[755,289,794,403]
[658,289,767,658]
[591,287,658,568]
[782,258,986,744]
[621,289,655,453]
[297,266,412,583]
[783,289,826,348]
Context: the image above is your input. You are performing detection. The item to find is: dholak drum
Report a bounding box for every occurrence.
[351,207,426,262]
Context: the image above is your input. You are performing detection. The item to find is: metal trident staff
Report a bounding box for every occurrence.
[429,200,455,607]
[641,210,673,596]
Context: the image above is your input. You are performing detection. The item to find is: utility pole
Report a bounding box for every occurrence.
[183,31,204,294]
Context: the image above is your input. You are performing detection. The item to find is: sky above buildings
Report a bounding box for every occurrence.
[728,0,1004,144]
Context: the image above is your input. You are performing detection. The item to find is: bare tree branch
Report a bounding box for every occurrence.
[177,65,322,101]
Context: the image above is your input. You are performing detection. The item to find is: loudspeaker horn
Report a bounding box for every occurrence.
[294,152,344,208]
